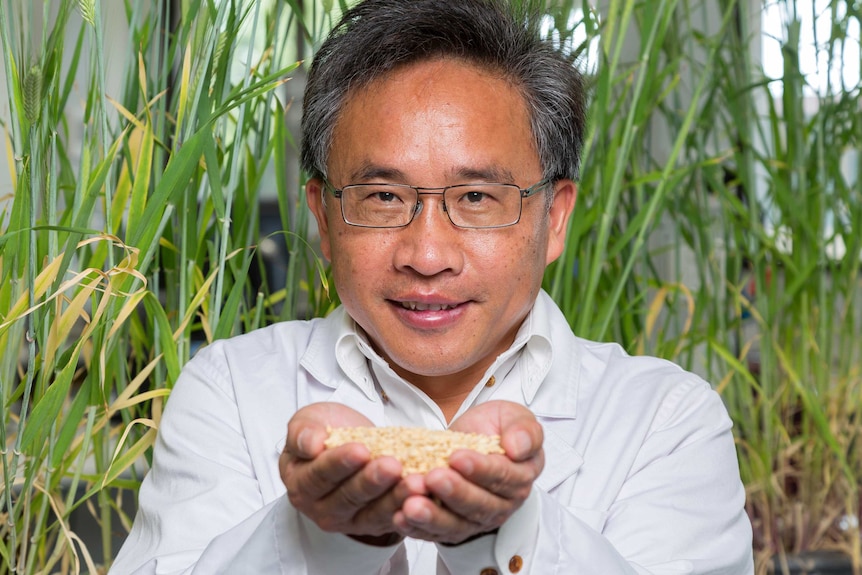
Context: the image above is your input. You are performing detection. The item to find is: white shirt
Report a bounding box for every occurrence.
[110,291,754,574]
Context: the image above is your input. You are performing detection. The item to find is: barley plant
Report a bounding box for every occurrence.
[1,0,860,574]
[544,0,862,572]
[0,0,336,572]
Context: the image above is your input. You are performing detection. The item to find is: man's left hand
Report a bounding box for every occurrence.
[392,400,544,544]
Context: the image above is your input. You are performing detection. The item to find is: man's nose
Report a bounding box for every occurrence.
[392,194,465,277]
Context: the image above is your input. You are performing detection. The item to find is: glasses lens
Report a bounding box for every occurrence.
[444,184,521,228]
[338,183,523,228]
[341,185,416,227]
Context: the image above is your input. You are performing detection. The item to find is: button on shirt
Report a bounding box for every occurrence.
[110,291,754,574]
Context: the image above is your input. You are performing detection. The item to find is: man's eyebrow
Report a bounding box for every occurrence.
[344,164,517,184]
[347,164,408,182]
[452,166,516,184]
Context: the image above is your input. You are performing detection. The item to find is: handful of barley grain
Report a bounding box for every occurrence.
[324,426,504,475]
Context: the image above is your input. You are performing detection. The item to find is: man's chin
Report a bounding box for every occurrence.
[383,356,457,378]
[382,351,485,384]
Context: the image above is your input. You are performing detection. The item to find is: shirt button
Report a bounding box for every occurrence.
[480,569,499,575]
[508,555,524,573]
[485,375,496,387]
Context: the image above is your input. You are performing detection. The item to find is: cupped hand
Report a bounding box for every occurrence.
[280,402,413,544]
[393,400,544,544]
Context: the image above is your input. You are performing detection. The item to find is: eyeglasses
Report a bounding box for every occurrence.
[323,179,550,229]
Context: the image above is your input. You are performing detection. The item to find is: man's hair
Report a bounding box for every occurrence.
[300,0,588,186]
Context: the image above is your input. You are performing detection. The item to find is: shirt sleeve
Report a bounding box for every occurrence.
[434,489,540,575]
[108,345,402,575]
[296,504,405,574]
[527,383,754,574]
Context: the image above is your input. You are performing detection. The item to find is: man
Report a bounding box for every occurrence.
[111,0,754,573]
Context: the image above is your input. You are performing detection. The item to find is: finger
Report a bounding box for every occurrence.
[449,401,544,462]
[499,422,543,462]
[393,495,484,544]
[324,455,403,512]
[345,463,421,535]
[288,443,371,500]
[448,450,541,500]
[286,419,329,459]
[286,403,375,459]
[311,457,404,533]
[423,467,514,527]
[389,473,430,501]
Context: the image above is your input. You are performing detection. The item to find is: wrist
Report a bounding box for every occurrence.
[349,532,404,547]
[439,527,499,547]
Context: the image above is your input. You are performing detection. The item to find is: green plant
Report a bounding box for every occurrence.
[542,0,861,572]
[697,5,862,568]
[0,0,336,572]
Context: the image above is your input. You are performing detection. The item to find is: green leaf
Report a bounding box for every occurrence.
[129,127,206,247]
[102,427,157,487]
[126,119,155,238]
[202,131,226,220]
[50,378,91,469]
[214,247,254,341]
[143,292,181,385]
[19,355,76,455]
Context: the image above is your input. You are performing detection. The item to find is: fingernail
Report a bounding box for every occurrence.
[513,430,531,457]
[371,463,386,485]
[413,506,432,524]
[297,428,312,454]
[436,478,453,497]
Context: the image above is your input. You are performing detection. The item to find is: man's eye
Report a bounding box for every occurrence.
[464,191,488,203]
[375,191,399,202]
[458,188,504,206]
[360,189,402,203]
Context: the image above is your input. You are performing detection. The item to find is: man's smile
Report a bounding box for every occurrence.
[398,301,460,311]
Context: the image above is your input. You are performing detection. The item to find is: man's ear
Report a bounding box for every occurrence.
[306,177,332,261]
[545,179,577,265]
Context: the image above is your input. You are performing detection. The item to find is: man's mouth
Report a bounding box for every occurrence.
[399,301,459,311]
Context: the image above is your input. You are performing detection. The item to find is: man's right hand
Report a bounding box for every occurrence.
[279,402,410,545]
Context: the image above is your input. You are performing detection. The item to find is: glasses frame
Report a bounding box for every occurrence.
[322,178,551,229]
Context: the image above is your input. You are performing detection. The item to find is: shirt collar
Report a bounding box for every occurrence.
[512,292,554,404]
[300,306,378,401]
[302,291,574,409]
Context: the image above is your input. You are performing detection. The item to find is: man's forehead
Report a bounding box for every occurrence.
[340,56,512,105]
[324,57,541,182]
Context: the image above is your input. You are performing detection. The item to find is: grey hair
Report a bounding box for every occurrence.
[300,0,588,187]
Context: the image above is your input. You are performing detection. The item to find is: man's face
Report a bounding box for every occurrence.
[307,58,576,395]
